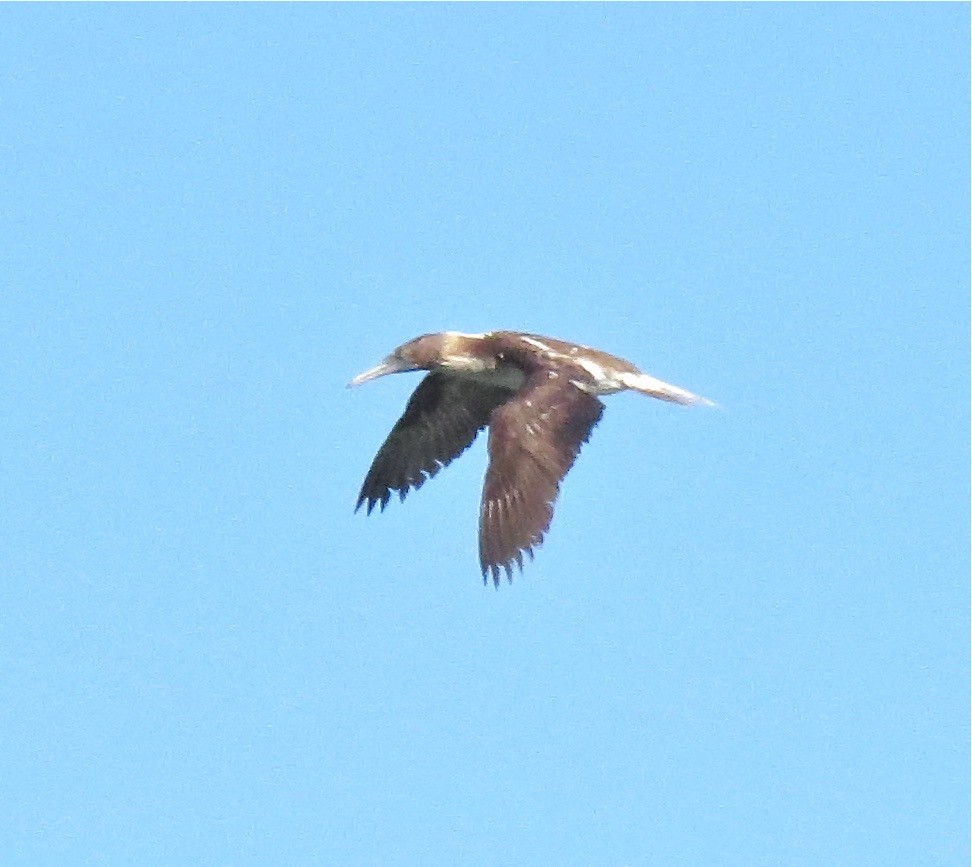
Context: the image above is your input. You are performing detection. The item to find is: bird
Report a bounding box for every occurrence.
[349,331,713,586]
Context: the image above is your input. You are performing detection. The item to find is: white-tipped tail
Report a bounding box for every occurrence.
[618,371,716,407]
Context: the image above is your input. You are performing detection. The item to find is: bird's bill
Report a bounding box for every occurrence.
[347,355,417,388]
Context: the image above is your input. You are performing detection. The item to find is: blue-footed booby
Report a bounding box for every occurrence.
[350,331,712,586]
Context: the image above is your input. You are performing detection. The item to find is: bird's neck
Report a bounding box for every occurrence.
[440,358,527,392]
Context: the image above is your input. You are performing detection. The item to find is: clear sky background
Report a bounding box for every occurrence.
[1,5,968,865]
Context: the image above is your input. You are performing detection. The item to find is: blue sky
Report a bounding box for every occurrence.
[1,5,968,864]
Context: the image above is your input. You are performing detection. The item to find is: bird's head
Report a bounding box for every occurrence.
[348,332,460,387]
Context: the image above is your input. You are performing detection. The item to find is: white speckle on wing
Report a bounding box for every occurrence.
[520,335,555,354]
[575,356,605,381]
[575,357,626,394]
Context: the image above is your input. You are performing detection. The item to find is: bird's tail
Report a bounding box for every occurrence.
[618,371,715,407]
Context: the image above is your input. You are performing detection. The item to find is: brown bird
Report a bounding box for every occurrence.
[349,331,712,585]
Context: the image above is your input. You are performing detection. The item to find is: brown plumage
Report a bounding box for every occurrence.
[349,331,712,585]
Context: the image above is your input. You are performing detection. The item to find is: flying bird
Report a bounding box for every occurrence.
[349,331,712,585]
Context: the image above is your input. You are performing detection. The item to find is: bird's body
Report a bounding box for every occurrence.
[349,331,712,585]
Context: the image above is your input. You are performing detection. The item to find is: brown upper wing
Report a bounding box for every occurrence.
[356,372,513,514]
[479,372,604,585]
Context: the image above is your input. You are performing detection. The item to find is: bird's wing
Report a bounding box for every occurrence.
[356,372,513,514]
[479,372,604,585]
